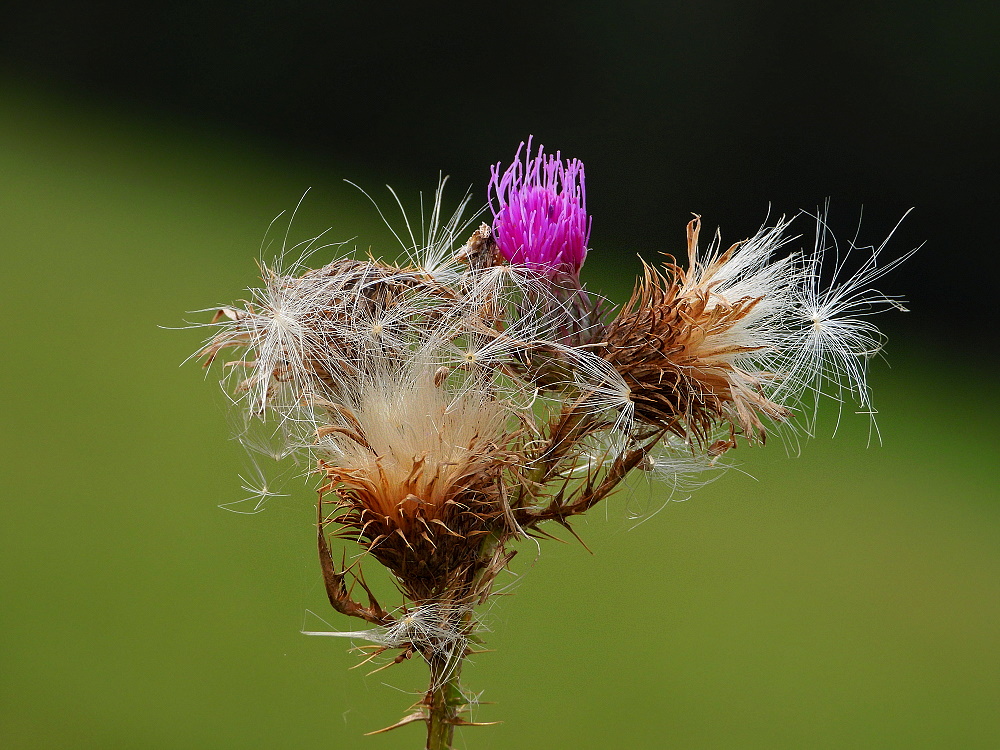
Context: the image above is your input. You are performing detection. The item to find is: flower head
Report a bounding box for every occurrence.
[488,138,590,277]
[601,217,796,447]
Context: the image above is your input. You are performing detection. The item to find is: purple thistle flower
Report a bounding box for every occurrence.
[488,139,591,277]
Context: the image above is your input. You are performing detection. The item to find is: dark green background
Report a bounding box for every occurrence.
[2,80,999,749]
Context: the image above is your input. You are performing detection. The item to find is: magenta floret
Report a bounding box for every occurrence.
[488,139,591,276]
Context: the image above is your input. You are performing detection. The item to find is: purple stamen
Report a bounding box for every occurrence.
[488,138,591,277]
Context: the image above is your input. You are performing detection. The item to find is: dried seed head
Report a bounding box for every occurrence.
[602,218,789,445]
[314,364,524,601]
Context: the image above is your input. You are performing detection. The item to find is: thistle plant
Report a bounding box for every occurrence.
[194,140,911,749]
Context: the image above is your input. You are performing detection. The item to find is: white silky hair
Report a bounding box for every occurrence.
[315,361,511,485]
[678,209,913,440]
[765,208,915,436]
[347,176,477,285]
[302,601,474,684]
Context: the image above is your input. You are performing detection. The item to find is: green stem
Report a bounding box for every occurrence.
[425,654,465,750]
[425,547,495,748]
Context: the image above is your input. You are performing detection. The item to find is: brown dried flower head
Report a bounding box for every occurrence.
[603,217,790,447]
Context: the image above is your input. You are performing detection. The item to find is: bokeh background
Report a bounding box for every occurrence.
[2,3,999,748]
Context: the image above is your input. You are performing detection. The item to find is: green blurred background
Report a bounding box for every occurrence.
[2,4,1000,747]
